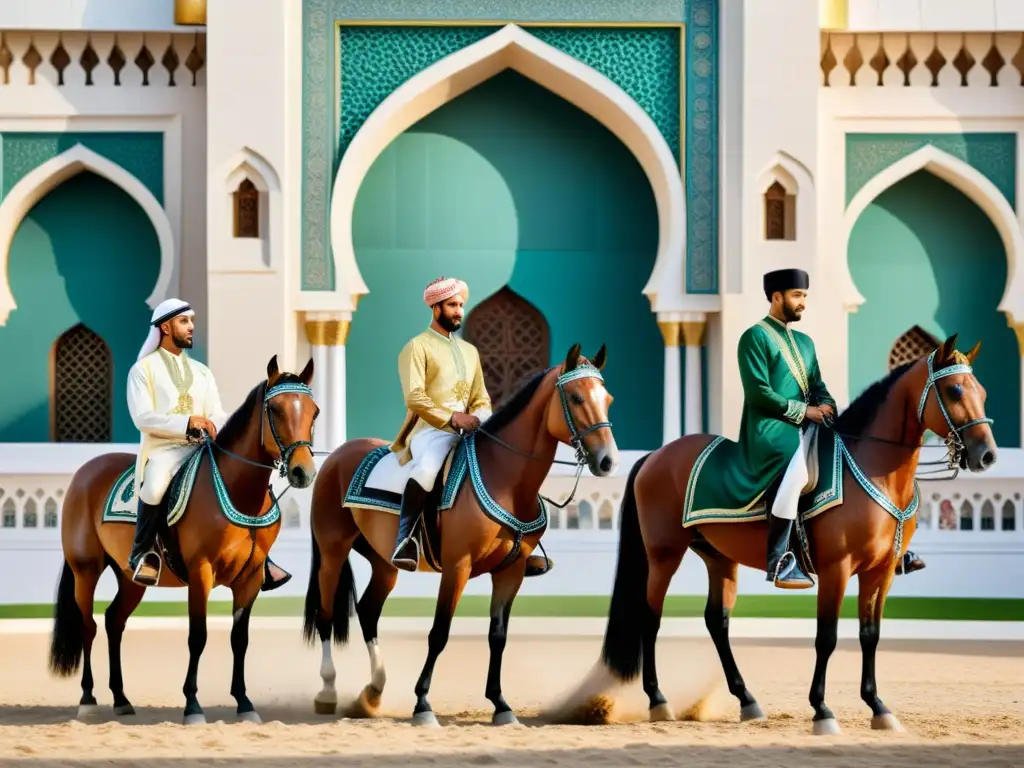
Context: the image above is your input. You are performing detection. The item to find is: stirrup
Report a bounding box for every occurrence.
[771,551,814,590]
[131,549,162,587]
[391,535,419,572]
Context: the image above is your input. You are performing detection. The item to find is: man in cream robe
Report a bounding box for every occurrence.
[125,299,292,590]
[389,277,493,571]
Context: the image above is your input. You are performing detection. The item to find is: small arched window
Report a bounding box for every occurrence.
[233,178,260,238]
[51,324,113,442]
[764,181,796,241]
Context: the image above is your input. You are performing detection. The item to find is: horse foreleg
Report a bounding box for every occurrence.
[412,558,471,727]
[73,565,102,720]
[105,573,146,716]
[353,547,398,717]
[808,564,850,736]
[230,573,264,723]
[485,558,527,726]
[182,565,213,725]
[858,564,904,732]
[702,555,764,722]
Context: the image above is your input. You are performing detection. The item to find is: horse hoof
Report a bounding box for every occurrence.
[492,710,519,726]
[872,713,905,732]
[649,703,675,722]
[412,710,441,728]
[113,704,136,717]
[238,710,262,724]
[314,697,337,716]
[812,718,841,736]
[183,713,207,726]
[76,704,101,720]
[740,703,766,722]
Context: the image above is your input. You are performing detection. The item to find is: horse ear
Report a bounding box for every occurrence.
[266,354,280,382]
[965,339,982,365]
[299,356,315,385]
[591,344,607,371]
[939,334,958,363]
[564,343,581,373]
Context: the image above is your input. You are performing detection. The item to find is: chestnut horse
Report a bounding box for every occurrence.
[302,343,619,727]
[562,335,996,735]
[49,356,319,725]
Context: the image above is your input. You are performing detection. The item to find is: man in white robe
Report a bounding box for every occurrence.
[125,299,292,590]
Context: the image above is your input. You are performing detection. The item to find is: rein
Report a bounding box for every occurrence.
[826,350,992,482]
[475,363,611,510]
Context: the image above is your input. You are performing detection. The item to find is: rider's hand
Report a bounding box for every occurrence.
[818,403,836,421]
[804,406,824,425]
[450,412,480,433]
[188,415,217,439]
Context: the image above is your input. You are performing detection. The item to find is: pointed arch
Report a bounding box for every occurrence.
[842,145,1024,324]
[327,24,686,313]
[0,144,175,326]
[216,147,281,270]
[463,286,551,405]
[50,323,113,442]
[756,151,813,242]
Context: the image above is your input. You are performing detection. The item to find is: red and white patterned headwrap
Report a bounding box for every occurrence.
[423,276,468,307]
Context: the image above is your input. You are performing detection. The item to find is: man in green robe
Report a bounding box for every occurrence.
[736,268,837,588]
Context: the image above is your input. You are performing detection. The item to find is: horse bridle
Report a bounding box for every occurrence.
[261,381,316,476]
[916,350,993,472]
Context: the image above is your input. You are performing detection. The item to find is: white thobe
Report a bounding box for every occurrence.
[126,349,228,506]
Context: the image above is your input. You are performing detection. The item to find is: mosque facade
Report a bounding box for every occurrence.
[0,0,1022,461]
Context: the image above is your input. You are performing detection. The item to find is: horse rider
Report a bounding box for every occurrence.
[388,277,554,577]
[740,270,924,588]
[125,298,293,590]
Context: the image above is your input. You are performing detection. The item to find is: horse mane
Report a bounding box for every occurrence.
[833,360,916,437]
[215,372,306,447]
[480,369,550,435]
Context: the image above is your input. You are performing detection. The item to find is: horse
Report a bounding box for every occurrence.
[302,342,619,727]
[48,355,319,726]
[557,334,996,735]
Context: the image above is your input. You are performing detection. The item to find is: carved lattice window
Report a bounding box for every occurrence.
[888,325,940,370]
[764,181,796,240]
[233,178,260,238]
[462,286,550,407]
[51,324,113,442]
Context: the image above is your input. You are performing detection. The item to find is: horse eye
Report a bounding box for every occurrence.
[571,393,585,406]
[948,384,964,400]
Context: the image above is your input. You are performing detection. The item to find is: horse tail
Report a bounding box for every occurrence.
[601,452,652,682]
[301,525,358,648]
[301,527,321,645]
[49,560,84,677]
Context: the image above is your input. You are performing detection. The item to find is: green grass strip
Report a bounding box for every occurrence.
[2,595,1022,621]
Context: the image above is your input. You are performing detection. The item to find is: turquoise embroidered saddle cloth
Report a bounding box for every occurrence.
[102,447,205,526]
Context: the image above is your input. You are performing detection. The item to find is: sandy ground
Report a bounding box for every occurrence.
[1,623,1022,767]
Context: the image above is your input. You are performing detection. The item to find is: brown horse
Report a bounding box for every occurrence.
[557,335,996,735]
[48,355,319,725]
[302,343,619,727]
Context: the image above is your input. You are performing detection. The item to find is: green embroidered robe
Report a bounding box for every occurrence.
[682,315,837,524]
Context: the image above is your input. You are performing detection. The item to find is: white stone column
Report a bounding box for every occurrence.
[681,314,707,435]
[304,316,351,451]
[659,320,682,445]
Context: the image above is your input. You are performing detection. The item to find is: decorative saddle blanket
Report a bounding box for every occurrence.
[102,448,205,526]
[682,426,843,527]
[345,444,465,516]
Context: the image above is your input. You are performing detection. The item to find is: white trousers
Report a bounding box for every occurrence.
[406,427,460,492]
[138,444,194,505]
[770,424,818,521]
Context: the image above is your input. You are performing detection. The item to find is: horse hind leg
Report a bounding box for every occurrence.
[696,545,765,722]
[348,536,397,718]
[808,563,851,736]
[104,557,147,716]
[858,564,905,732]
[642,541,686,722]
[48,558,103,720]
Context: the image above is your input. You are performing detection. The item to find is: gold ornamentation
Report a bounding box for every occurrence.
[680,320,706,347]
[658,321,680,347]
[1015,323,1024,357]
[819,0,848,30]
[451,381,471,403]
[174,0,206,26]
[305,319,351,346]
[158,348,195,415]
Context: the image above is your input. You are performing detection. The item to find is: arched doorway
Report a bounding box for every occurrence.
[463,286,550,406]
[0,170,161,442]
[51,324,113,442]
[848,169,1019,446]
[347,70,661,448]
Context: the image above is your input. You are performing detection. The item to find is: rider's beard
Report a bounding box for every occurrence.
[782,300,803,323]
[171,329,194,349]
[437,311,461,333]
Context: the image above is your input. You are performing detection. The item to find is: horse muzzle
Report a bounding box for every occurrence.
[965,439,997,473]
[587,440,620,478]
